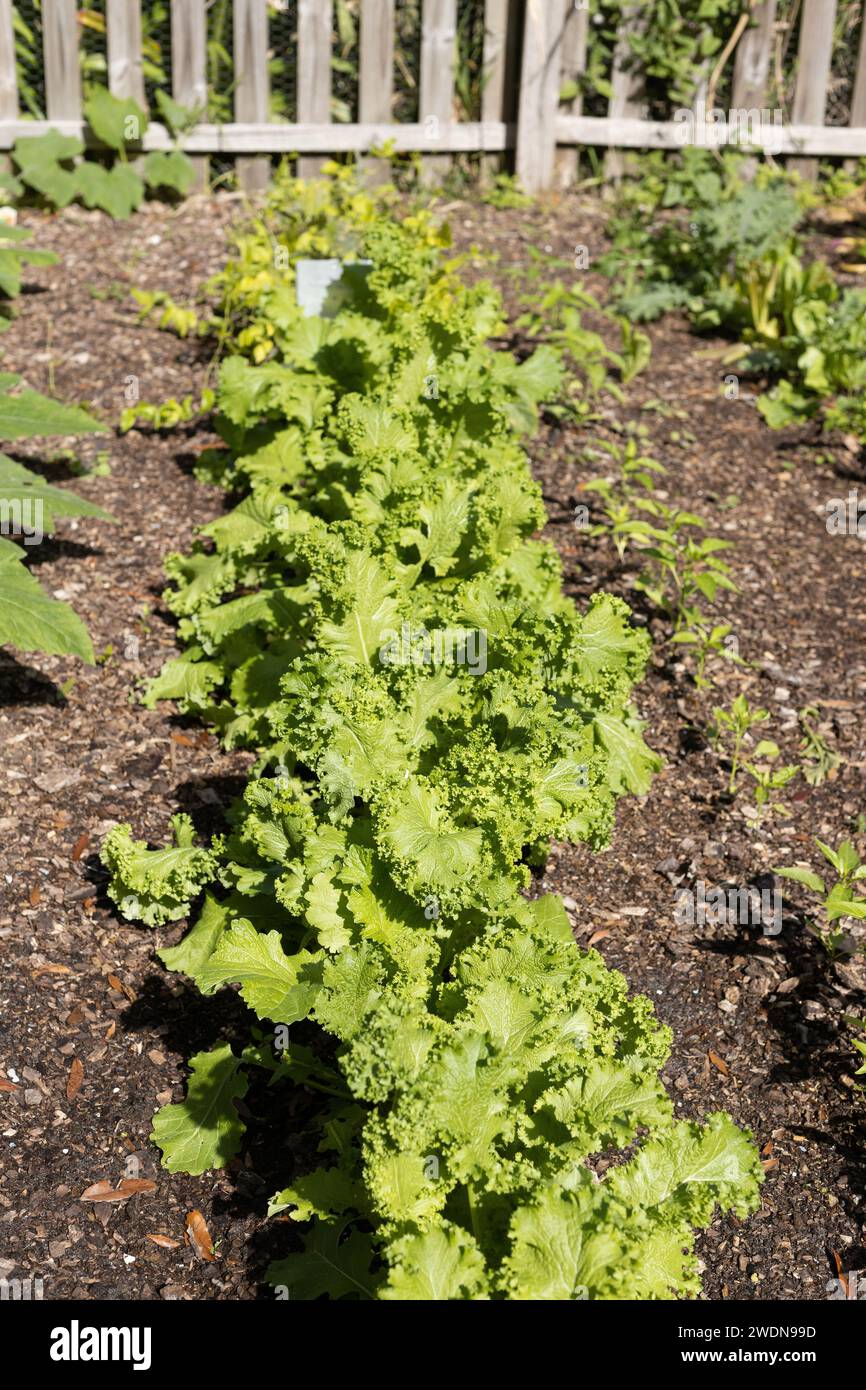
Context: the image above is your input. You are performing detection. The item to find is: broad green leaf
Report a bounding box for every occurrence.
[527,894,573,944]
[774,866,825,894]
[0,388,106,442]
[503,1184,628,1300]
[13,130,83,169]
[380,780,483,892]
[102,814,216,926]
[574,594,648,679]
[268,1167,361,1222]
[304,872,352,953]
[610,1113,762,1222]
[593,711,661,796]
[155,89,201,137]
[196,919,323,1023]
[401,477,470,577]
[12,132,82,207]
[0,454,112,528]
[158,892,232,984]
[315,945,382,1041]
[320,551,399,664]
[267,1219,379,1301]
[0,556,94,661]
[824,882,866,922]
[142,649,224,709]
[151,1044,247,1175]
[382,1225,489,1301]
[85,87,149,151]
[75,162,144,219]
[144,149,197,197]
[548,1054,670,1143]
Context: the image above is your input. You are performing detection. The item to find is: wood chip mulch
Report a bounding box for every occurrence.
[0,191,863,1301]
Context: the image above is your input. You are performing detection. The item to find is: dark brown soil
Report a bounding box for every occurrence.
[1,190,864,1302]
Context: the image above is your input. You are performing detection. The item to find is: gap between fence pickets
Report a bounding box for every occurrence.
[3,116,866,158]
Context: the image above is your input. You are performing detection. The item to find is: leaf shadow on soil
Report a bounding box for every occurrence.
[4,450,106,483]
[0,651,66,705]
[826,457,866,485]
[697,907,866,1222]
[172,770,253,838]
[17,536,103,568]
[85,762,323,1299]
[117,965,327,1298]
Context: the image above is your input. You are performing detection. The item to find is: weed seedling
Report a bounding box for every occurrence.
[711,694,799,815]
[798,704,842,786]
[774,837,866,957]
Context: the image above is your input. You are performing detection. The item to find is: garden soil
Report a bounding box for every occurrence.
[0,191,863,1300]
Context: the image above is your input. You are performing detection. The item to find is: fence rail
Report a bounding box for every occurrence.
[1,1,865,192]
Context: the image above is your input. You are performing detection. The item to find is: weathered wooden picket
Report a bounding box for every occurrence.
[0,1,865,192]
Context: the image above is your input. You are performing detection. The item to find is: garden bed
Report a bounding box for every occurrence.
[0,191,864,1300]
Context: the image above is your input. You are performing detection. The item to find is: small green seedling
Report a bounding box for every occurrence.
[581,437,666,558]
[671,618,742,689]
[131,288,200,338]
[740,744,800,819]
[798,704,842,786]
[120,387,215,433]
[711,693,769,794]
[711,694,799,814]
[774,837,866,958]
[637,515,737,633]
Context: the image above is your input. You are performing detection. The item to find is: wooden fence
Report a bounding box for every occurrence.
[0,1,865,192]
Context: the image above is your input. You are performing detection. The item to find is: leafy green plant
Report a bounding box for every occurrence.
[602,151,866,447]
[603,168,806,327]
[143,91,201,199]
[710,693,799,815]
[742,751,800,819]
[671,617,741,690]
[755,284,866,438]
[580,435,739,687]
[102,813,218,926]
[119,388,215,434]
[0,225,58,331]
[577,0,745,115]
[775,837,866,959]
[581,436,668,560]
[515,278,651,412]
[131,289,201,339]
[710,695,767,794]
[635,510,737,633]
[0,381,110,660]
[798,704,842,787]
[480,174,533,210]
[8,130,82,208]
[0,371,105,442]
[10,90,196,219]
[102,165,762,1300]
